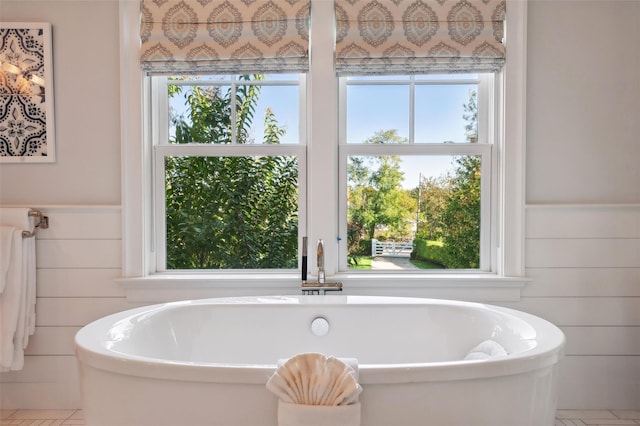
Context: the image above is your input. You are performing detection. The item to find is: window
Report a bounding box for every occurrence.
[151,74,305,271]
[120,0,528,301]
[339,74,496,272]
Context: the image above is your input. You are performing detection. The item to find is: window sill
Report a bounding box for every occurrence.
[117,273,529,303]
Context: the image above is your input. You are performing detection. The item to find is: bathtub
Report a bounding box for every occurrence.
[75,295,565,426]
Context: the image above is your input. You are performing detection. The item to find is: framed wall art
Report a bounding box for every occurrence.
[0,22,55,163]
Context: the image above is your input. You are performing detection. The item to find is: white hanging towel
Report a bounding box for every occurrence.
[1,226,19,294]
[0,208,37,371]
[267,353,362,426]
[0,226,24,370]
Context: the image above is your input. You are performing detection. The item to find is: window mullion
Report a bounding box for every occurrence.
[308,0,339,278]
[409,76,415,144]
[154,148,167,271]
[341,143,489,156]
[480,146,493,272]
[152,77,169,271]
[230,79,237,144]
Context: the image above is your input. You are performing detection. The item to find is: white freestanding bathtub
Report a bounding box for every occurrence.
[75,295,565,426]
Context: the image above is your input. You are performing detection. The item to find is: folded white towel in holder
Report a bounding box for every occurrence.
[267,353,362,426]
[278,401,361,426]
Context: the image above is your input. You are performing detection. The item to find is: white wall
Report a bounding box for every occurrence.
[1,0,639,411]
[0,0,121,205]
[514,0,640,409]
[0,0,128,409]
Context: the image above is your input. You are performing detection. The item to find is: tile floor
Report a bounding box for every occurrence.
[1,409,639,425]
[0,410,83,425]
[555,411,640,426]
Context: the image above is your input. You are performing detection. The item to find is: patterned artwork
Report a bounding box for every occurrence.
[0,23,55,162]
[140,0,310,74]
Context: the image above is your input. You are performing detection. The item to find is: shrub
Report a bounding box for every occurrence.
[412,238,447,267]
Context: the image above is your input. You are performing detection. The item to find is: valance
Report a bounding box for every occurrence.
[335,0,506,75]
[140,0,310,74]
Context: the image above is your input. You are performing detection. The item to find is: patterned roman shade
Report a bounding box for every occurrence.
[335,0,506,75]
[140,0,310,74]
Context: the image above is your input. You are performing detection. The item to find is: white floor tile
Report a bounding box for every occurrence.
[4,407,640,426]
[0,412,17,421]
[558,410,619,420]
[613,411,640,420]
[6,411,74,421]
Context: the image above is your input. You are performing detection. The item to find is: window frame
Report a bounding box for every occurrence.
[150,74,307,273]
[118,0,529,302]
[337,73,496,273]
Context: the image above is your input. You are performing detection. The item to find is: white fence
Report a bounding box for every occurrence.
[371,239,413,257]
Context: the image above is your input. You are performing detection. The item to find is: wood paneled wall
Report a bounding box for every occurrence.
[1,205,639,409]
[1,206,129,409]
[510,205,640,409]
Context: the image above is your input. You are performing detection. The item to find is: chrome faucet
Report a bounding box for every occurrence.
[317,239,325,283]
[300,238,343,295]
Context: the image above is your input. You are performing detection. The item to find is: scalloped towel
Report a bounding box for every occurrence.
[464,339,508,360]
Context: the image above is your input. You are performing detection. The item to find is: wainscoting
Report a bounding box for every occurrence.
[0,206,128,409]
[0,204,639,410]
[512,204,640,409]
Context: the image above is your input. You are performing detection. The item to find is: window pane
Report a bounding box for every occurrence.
[346,85,409,143]
[250,85,299,144]
[259,73,299,81]
[414,84,477,143]
[167,75,299,145]
[346,155,481,270]
[169,84,232,144]
[165,155,299,269]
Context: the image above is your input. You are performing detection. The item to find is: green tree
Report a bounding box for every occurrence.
[437,89,481,268]
[415,174,451,241]
[347,130,416,259]
[165,76,298,269]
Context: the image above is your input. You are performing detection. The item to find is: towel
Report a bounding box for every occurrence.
[277,402,361,426]
[0,226,20,294]
[0,226,25,370]
[464,339,508,361]
[267,353,362,426]
[0,208,37,371]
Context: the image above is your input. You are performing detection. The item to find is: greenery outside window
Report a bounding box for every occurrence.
[339,74,496,272]
[151,74,305,272]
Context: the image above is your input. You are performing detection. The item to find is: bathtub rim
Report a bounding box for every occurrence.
[75,295,565,385]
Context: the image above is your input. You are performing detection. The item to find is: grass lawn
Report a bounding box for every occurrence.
[348,256,373,269]
[349,256,444,270]
[410,258,445,269]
